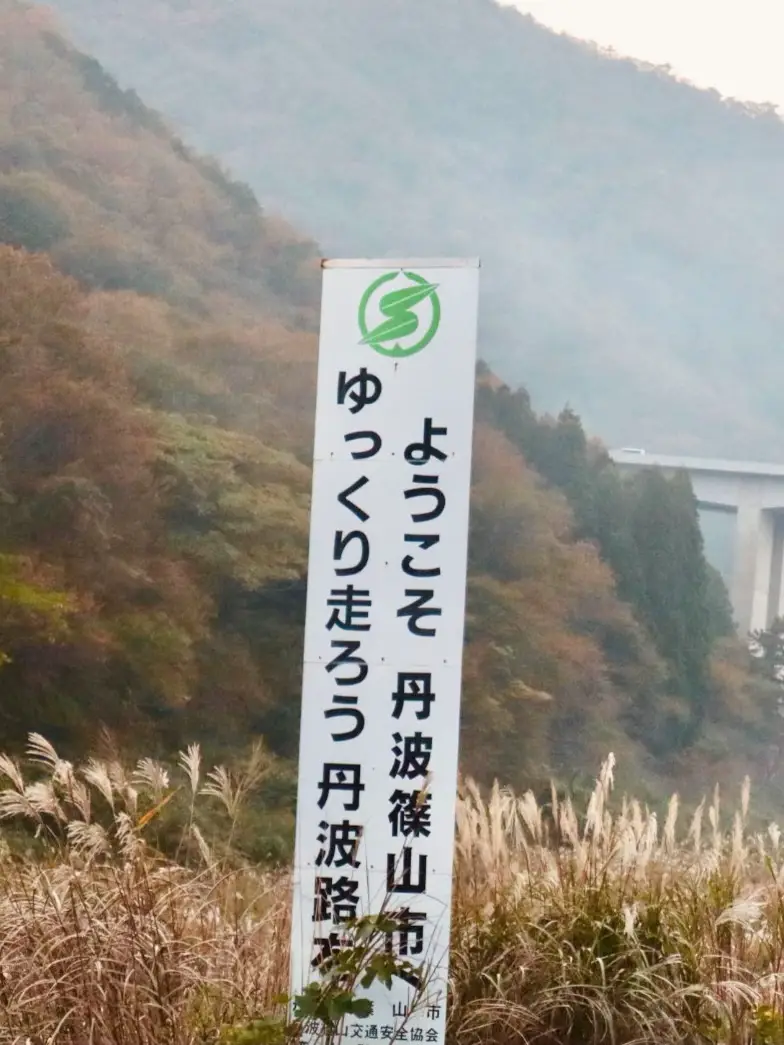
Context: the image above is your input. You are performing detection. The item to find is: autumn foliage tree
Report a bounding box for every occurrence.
[0,7,776,808]
[463,422,665,787]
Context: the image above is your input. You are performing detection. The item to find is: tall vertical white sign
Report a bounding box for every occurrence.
[291,259,480,1045]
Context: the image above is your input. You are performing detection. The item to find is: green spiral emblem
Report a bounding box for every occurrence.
[358,270,441,358]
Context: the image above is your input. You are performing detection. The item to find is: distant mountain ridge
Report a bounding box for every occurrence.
[41,0,784,460]
[1,0,780,811]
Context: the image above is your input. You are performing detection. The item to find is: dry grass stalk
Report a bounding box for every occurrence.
[1,739,784,1043]
[0,734,288,1045]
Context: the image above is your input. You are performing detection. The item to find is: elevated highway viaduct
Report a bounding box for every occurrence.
[610,450,784,637]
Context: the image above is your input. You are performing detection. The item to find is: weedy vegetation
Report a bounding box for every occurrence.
[2,738,784,1043]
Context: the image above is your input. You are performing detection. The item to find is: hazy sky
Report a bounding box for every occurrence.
[501,0,784,109]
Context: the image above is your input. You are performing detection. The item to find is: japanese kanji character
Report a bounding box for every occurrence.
[338,369,382,414]
[405,476,446,523]
[410,1030,424,1042]
[327,586,372,631]
[345,430,382,460]
[316,820,363,867]
[317,764,365,811]
[338,476,370,522]
[425,1032,438,1042]
[334,530,370,577]
[404,418,448,465]
[313,876,361,923]
[326,641,369,686]
[364,1027,378,1040]
[386,908,426,956]
[311,932,349,969]
[380,1028,394,1041]
[387,848,428,894]
[392,673,435,720]
[426,1006,441,1021]
[389,789,432,838]
[397,590,441,637]
[391,733,432,779]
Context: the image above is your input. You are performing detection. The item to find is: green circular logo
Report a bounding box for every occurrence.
[358,270,441,358]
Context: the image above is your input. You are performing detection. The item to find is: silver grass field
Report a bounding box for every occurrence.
[1,737,784,1044]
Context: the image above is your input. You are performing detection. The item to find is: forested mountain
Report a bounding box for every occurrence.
[41,0,784,460]
[0,1,780,818]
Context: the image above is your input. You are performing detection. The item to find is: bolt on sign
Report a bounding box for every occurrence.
[290,258,480,1045]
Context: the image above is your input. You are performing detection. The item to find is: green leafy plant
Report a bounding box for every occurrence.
[222,910,427,1045]
[754,1005,784,1045]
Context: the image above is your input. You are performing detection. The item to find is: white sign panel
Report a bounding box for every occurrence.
[291,259,480,1045]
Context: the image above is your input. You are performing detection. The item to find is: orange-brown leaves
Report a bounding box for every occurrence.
[463,422,657,787]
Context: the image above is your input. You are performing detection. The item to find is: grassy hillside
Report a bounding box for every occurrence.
[42,0,784,459]
[0,0,781,817]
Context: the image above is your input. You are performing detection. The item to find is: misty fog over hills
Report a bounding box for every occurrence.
[5,10,784,1031]
[44,0,784,460]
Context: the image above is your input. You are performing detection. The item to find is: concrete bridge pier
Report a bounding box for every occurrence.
[732,504,780,636]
